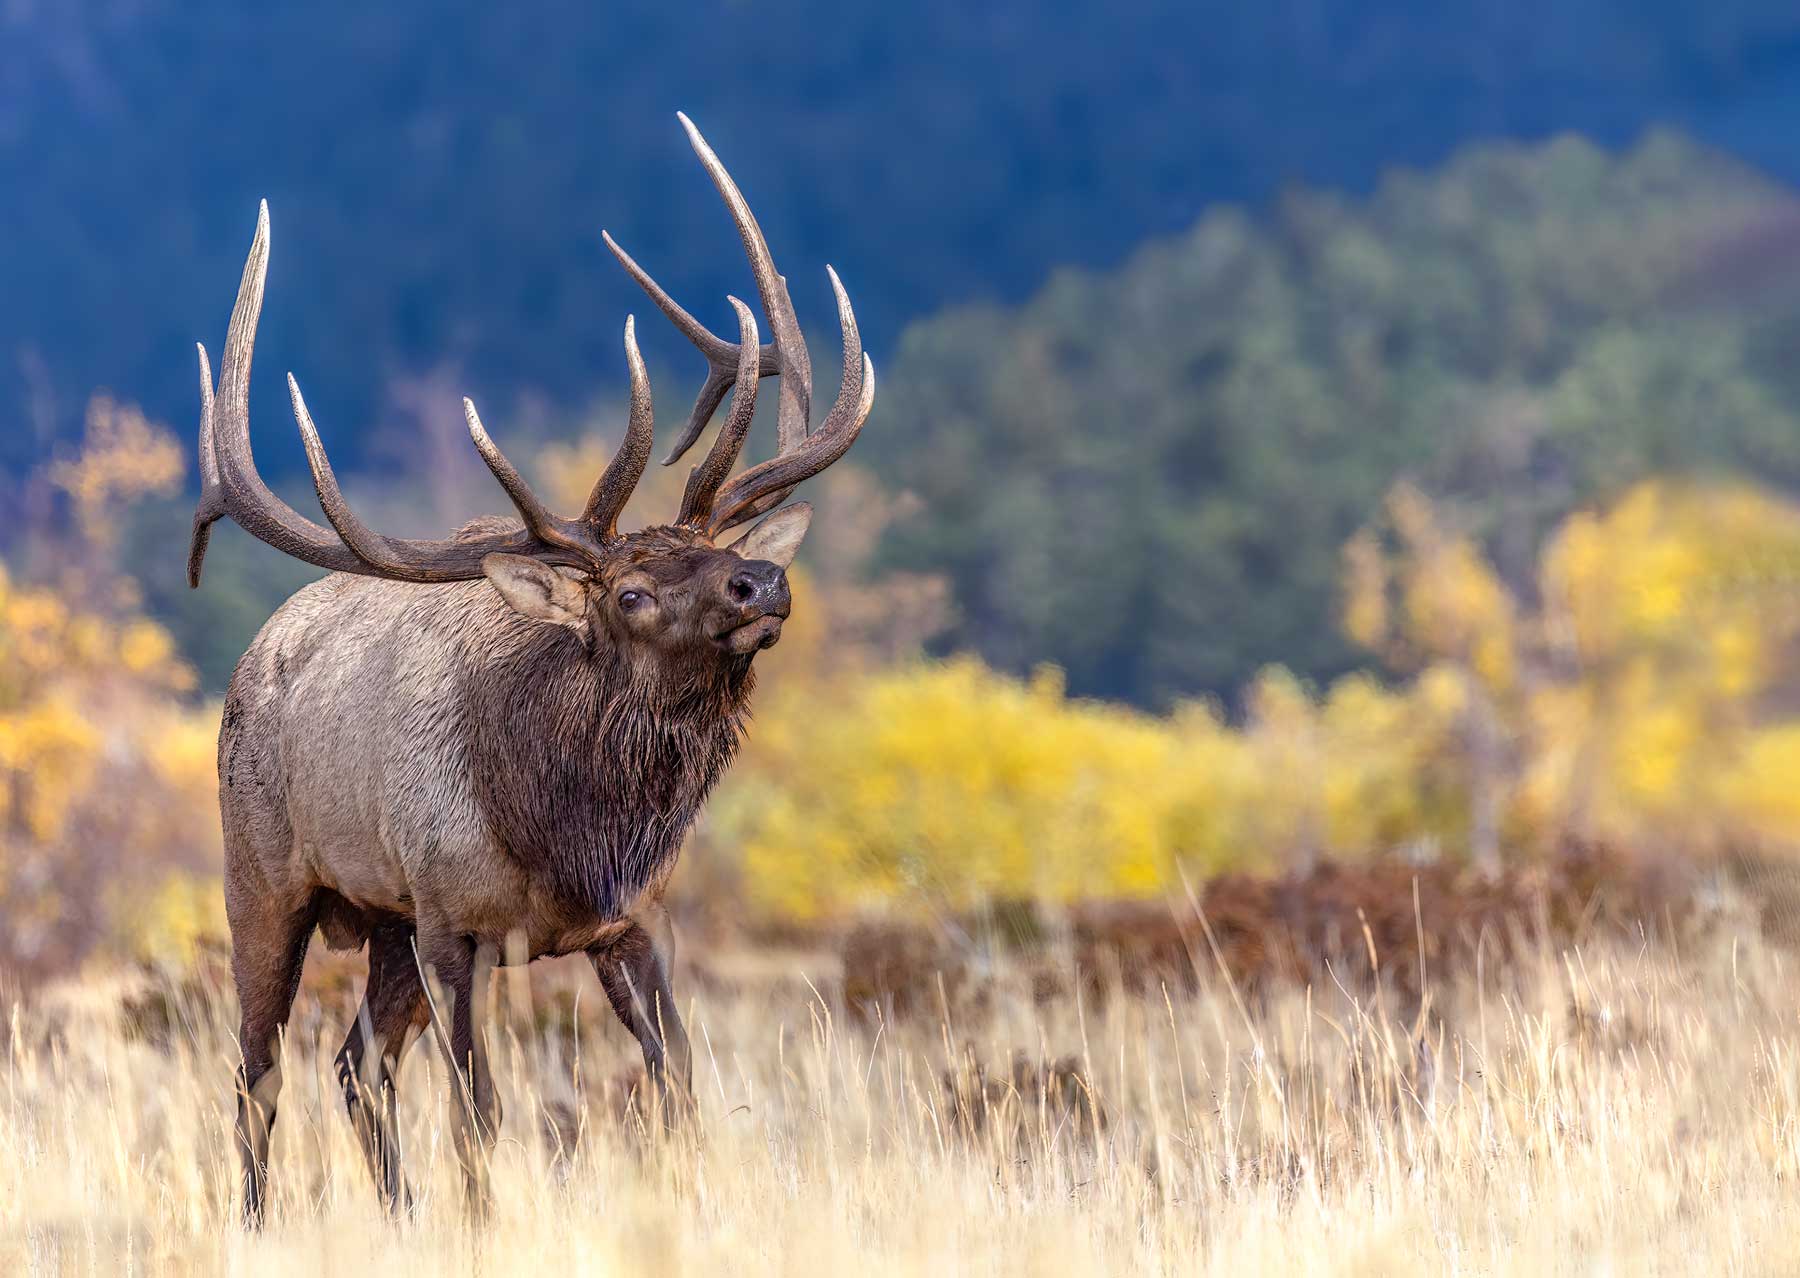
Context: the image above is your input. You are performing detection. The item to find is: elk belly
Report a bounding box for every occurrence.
[299,837,415,919]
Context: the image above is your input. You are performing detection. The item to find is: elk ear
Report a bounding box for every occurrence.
[482,554,589,628]
[730,502,812,568]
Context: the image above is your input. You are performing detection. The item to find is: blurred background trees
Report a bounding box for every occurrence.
[0,405,219,974]
[10,0,1800,477]
[712,476,1800,917]
[8,4,1800,970]
[21,132,1800,705]
[871,134,1800,702]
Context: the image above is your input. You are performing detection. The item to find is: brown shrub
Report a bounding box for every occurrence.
[840,847,1701,1023]
[841,917,976,1022]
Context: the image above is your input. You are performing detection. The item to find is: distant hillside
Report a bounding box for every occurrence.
[97,131,1800,706]
[7,0,1800,479]
[866,134,1800,704]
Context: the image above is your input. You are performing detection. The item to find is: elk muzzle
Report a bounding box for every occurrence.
[717,559,791,653]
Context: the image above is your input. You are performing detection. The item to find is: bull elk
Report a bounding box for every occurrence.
[186,115,874,1222]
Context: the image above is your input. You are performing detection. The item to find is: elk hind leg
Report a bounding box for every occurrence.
[228,889,318,1227]
[335,918,427,1213]
[416,929,502,1210]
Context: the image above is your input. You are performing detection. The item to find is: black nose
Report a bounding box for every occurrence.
[726,559,790,612]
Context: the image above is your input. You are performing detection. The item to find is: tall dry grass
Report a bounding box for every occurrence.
[4,900,1799,1276]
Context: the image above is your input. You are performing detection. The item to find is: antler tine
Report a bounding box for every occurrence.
[463,397,602,559]
[197,202,394,583]
[293,375,608,571]
[186,343,223,587]
[194,344,220,495]
[677,298,760,527]
[581,315,658,539]
[708,265,871,534]
[602,231,778,467]
[191,202,599,587]
[288,375,419,575]
[711,353,874,535]
[605,114,819,470]
[677,112,814,458]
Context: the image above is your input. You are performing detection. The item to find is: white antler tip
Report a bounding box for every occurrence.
[677,112,713,156]
[462,398,489,440]
[285,375,316,427]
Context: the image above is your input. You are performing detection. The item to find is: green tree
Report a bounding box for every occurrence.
[870,134,1800,704]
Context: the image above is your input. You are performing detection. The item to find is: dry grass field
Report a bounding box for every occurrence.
[6,877,1800,1277]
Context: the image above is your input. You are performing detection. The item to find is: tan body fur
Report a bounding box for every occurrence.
[221,571,718,963]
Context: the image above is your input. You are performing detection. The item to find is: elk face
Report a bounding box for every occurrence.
[607,535,792,657]
[481,503,812,661]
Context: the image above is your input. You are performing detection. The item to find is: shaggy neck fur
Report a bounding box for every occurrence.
[461,613,755,923]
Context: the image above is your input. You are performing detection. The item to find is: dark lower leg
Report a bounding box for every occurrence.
[335,921,426,1212]
[417,930,501,1207]
[591,907,692,1107]
[235,1055,282,1225]
[231,896,316,1227]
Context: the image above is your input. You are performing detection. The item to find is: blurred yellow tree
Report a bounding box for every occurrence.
[13,391,1800,949]
[48,395,184,548]
[710,477,1800,917]
[0,399,223,974]
[1528,482,1800,853]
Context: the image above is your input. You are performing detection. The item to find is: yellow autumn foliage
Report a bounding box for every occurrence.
[48,395,185,547]
[11,394,1800,950]
[709,477,1800,916]
[724,660,1237,914]
[1531,482,1800,852]
[0,559,224,970]
[715,655,1480,917]
[0,400,223,973]
[113,868,232,963]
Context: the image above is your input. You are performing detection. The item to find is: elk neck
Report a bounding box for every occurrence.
[460,612,756,923]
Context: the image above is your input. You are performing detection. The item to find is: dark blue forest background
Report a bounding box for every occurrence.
[7,0,1800,701]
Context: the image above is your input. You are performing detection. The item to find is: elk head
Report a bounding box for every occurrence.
[187,113,874,672]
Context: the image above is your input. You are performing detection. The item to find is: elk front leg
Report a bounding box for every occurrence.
[590,904,693,1115]
[415,927,502,1209]
[335,920,428,1213]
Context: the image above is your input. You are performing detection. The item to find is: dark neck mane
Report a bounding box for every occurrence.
[462,615,754,920]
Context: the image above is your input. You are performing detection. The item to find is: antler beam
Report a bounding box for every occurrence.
[188,115,876,587]
[187,205,657,586]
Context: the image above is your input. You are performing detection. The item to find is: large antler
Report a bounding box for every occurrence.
[604,113,875,536]
[187,203,661,587]
[188,115,871,588]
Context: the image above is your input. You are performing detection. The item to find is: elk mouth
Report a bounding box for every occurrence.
[715,612,786,654]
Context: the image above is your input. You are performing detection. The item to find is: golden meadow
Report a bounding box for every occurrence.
[6,399,1800,973]
[12,398,1800,1278]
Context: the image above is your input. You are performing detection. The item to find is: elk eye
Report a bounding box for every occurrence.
[618,589,647,611]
